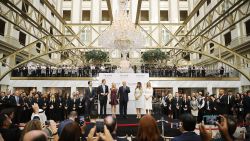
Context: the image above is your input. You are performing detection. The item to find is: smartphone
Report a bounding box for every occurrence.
[172,122,179,128]
[79,116,85,126]
[203,115,218,125]
[45,120,50,126]
[96,119,104,133]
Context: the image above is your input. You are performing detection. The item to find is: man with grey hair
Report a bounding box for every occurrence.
[118,81,130,119]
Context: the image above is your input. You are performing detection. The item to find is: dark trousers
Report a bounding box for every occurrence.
[198,109,204,123]
[119,100,128,116]
[173,109,181,119]
[99,99,107,116]
[14,107,22,124]
[85,100,94,116]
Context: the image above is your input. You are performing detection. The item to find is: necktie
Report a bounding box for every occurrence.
[103,85,105,92]
[16,97,19,104]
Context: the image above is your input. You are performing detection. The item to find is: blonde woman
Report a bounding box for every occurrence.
[144,81,153,115]
[109,83,118,118]
[190,96,199,121]
[134,82,143,119]
[167,93,173,119]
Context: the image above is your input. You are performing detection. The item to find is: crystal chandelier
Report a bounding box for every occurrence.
[99,0,145,55]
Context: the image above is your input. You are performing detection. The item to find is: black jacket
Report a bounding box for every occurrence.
[118,86,130,102]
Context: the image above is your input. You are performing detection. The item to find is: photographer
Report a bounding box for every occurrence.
[199,115,236,141]
[87,126,114,141]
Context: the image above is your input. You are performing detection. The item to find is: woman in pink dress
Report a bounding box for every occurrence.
[110,83,118,117]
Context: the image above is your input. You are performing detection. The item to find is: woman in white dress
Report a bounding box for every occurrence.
[144,81,153,115]
[134,82,143,119]
[190,96,199,121]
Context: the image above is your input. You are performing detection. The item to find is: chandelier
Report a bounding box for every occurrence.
[99,0,145,55]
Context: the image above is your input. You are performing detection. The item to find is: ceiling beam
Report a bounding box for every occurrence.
[135,0,142,25]
[106,0,113,24]
[174,0,207,35]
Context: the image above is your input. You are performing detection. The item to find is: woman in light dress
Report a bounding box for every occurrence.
[144,81,153,115]
[167,93,174,119]
[134,82,143,119]
[190,96,199,121]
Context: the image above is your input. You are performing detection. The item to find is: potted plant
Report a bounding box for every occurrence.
[141,49,167,63]
[85,50,109,64]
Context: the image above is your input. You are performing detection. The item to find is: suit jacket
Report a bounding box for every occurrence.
[172,132,202,141]
[85,87,96,101]
[57,97,64,109]
[204,100,215,111]
[172,97,183,110]
[13,96,24,106]
[118,86,130,102]
[182,99,190,111]
[8,95,16,106]
[243,96,250,113]
[97,85,109,101]
[217,95,228,114]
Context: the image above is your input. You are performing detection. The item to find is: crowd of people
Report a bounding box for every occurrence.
[160,89,250,123]
[0,106,249,141]
[0,81,250,141]
[11,64,231,78]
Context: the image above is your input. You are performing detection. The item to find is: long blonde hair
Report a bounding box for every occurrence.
[111,83,116,89]
[168,93,173,100]
[146,81,151,88]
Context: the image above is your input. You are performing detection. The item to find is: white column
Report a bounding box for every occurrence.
[71,87,77,96]
[92,0,101,23]
[169,0,179,23]
[150,0,159,23]
[72,0,81,45]
[150,0,159,46]
[173,87,178,96]
[207,86,213,95]
[238,86,242,93]
[112,0,119,19]
[131,0,138,23]
[37,87,43,93]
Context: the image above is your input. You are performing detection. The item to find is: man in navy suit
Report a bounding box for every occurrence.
[97,79,109,117]
[216,89,228,115]
[172,113,202,141]
[118,81,130,118]
[85,81,96,118]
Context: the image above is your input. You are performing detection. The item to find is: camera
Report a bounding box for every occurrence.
[203,115,220,125]
[75,116,85,126]
[45,120,50,126]
[172,122,179,128]
[79,116,85,126]
[96,119,104,133]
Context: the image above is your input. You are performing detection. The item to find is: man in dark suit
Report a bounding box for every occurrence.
[172,113,202,141]
[173,92,182,119]
[85,81,96,118]
[227,90,235,115]
[243,90,250,117]
[216,89,228,115]
[118,81,130,118]
[204,95,215,115]
[13,90,24,124]
[97,79,109,117]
